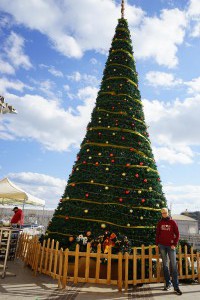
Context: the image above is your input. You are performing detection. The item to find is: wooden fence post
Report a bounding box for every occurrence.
[95,244,101,283]
[124,252,129,291]
[74,244,80,284]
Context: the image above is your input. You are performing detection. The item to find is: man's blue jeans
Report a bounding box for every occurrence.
[158,244,179,289]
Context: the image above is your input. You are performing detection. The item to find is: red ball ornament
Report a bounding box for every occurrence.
[126,163,130,167]
[77,156,80,160]
[95,162,99,166]
[125,190,130,194]
[141,199,145,203]
[112,107,115,110]
[85,193,89,198]
[71,183,76,187]
[111,159,115,163]
[119,198,123,202]
[157,178,160,181]
[110,153,114,157]
[130,148,134,151]
[138,142,141,145]
[122,137,125,140]
[65,216,69,220]
[98,132,102,136]
[144,179,148,183]
[135,174,139,178]
[83,161,87,164]
[140,162,143,166]
[60,199,63,202]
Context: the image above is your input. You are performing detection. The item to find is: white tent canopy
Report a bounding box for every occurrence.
[0,177,45,207]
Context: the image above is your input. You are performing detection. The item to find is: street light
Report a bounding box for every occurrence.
[0,95,17,114]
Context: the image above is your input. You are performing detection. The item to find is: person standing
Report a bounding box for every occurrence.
[156,207,182,295]
[11,206,24,227]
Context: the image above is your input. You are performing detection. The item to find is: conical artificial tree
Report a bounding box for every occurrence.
[47,1,167,248]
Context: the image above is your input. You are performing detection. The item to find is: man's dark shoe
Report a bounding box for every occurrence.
[164,284,172,291]
[174,288,182,295]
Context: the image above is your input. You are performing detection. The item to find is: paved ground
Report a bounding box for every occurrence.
[0,259,200,299]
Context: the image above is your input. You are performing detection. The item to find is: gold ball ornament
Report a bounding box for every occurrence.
[89,156,92,159]
[138,190,142,194]
[106,141,109,144]
[112,133,116,135]
[87,149,90,152]
[98,153,102,156]
[122,173,126,176]
[101,223,106,229]
[105,167,109,171]
[66,197,70,199]
[127,223,131,227]
[130,209,133,213]
[140,216,143,220]
[107,126,110,128]
[149,187,152,191]
[105,186,109,190]
[84,209,88,213]
[76,167,79,171]
[90,180,94,183]
[156,204,160,207]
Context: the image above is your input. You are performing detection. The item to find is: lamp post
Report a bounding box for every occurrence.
[0,95,17,114]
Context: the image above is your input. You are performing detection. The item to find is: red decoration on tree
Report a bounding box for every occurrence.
[111,159,115,163]
[110,153,114,157]
[140,162,143,166]
[122,136,125,140]
[119,197,123,202]
[65,216,69,220]
[72,183,76,187]
[130,148,134,151]
[135,174,139,178]
[95,162,99,166]
[83,161,87,164]
[126,163,130,167]
[157,178,160,181]
[141,199,145,203]
[144,179,148,183]
[112,106,115,110]
[60,199,63,202]
[98,132,102,136]
[85,193,89,198]
[125,190,130,194]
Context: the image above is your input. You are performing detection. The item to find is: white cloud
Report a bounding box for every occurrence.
[67,71,99,86]
[134,8,187,67]
[184,76,200,94]
[4,31,32,70]
[8,172,66,208]
[0,77,27,94]
[187,0,200,37]
[164,183,200,214]
[143,94,200,163]
[1,87,97,151]
[145,71,182,87]
[39,64,63,77]
[153,146,193,164]
[0,59,15,75]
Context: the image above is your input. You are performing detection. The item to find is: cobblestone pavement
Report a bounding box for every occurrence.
[1,260,200,300]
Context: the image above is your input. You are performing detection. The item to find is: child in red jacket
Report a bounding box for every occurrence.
[156,207,182,295]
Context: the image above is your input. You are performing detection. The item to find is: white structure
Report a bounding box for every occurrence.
[0,177,45,207]
[172,214,200,250]
[0,96,17,114]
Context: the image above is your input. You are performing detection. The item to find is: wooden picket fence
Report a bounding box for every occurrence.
[16,234,200,291]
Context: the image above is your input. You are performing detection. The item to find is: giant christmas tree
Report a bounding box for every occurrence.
[47,1,167,248]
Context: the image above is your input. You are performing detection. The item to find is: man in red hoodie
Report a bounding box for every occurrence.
[156,207,182,295]
[11,207,24,227]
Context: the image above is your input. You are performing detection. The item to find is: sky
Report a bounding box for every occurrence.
[0,0,200,214]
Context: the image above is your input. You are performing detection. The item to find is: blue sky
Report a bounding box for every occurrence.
[0,0,200,214]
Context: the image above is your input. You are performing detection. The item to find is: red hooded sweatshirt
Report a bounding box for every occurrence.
[11,208,24,225]
[156,217,179,247]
